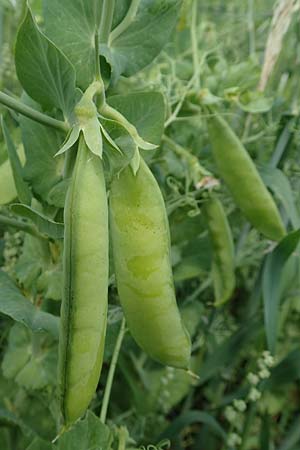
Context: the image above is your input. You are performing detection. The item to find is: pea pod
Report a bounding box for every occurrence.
[109,158,191,369]
[0,146,25,205]
[202,196,235,306]
[206,111,286,241]
[59,137,108,424]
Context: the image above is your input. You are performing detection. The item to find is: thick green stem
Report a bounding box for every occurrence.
[99,0,115,44]
[0,91,68,132]
[100,318,126,423]
[0,214,46,239]
[109,0,140,44]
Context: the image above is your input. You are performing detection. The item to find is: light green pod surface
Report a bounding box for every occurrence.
[110,158,191,369]
[59,138,108,424]
[0,146,25,205]
[207,113,286,241]
[203,197,235,306]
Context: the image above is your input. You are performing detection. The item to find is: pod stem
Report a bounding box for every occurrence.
[100,317,126,424]
[109,0,140,45]
[0,91,69,132]
[0,213,47,240]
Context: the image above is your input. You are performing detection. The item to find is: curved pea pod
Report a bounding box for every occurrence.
[202,196,235,306]
[206,111,286,241]
[0,146,25,205]
[109,158,191,369]
[59,137,108,424]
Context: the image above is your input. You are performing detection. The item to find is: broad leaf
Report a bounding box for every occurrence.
[1,117,32,205]
[10,204,64,240]
[260,166,300,229]
[263,230,300,354]
[0,146,26,205]
[103,0,183,81]
[20,98,65,202]
[57,411,112,450]
[158,410,226,442]
[107,92,165,145]
[43,0,103,89]
[15,8,76,117]
[2,323,58,390]
[0,270,59,339]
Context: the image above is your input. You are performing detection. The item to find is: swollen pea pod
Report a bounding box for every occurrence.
[59,137,108,424]
[109,158,191,369]
[202,196,235,306]
[0,146,25,205]
[206,110,286,241]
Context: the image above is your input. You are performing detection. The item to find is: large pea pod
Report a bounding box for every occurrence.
[202,196,235,306]
[0,146,25,205]
[59,137,108,424]
[109,158,191,369]
[206,111,286,241]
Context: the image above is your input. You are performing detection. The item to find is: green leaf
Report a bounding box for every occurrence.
[260,166,300,229]
[1,117,32,205]
[266,348,300,389]
[0,146,26,205]
[158,410,226,442]
[199,318,262,383]
[2,323,58,390]
[47,179,70,208]
[103,0,182,80]
[15,7,76,117]
[107,92,165,145]
[20,98,65,202]
[263,230,300,354]
[10,204,64,240]
[26,437,54,450]
[57,411,113,450]
[101,117,136,175]
[43,0,103,90]
[237,90,273,113]
[0,270,59,339]
[37,266,63,301]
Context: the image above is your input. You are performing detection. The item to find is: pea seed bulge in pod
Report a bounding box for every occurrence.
[0,1,299,449]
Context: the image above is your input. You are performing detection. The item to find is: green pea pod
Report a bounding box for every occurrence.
[110,158,191,369]
[203,196,235,306]
[59,137,108,424]
[206,111,286,241]
[0,146,25,205]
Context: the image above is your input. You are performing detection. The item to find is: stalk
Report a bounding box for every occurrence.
[100,318,126,423]
[109,0,140,44]
[0,91,68,132]
[99,0,116,44]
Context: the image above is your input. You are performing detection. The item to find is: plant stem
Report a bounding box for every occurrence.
[0,214,46,239]
[0,91,68,133]
[109,0,140,44]
[94,31,101,81]
[191,0,200,89]
[100,317,126,423]
[99,0,115,44]
[248,0,256,57]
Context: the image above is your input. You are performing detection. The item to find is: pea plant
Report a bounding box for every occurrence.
[1,0,300,449]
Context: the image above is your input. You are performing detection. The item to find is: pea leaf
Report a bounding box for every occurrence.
[57,411,112,450]
[158,411,226,442]
[0,270,59,339]
[43,0,103,90]
[10,204,64,240]
[260,166,300,229]
[20,96,65,203]
[15,7,76,117]
[263,230,300,354]
[2,323,58,390]
[26,438,54,450]
[0,146,26,205]
[102,0,183,81]
[107,92,165,145]
[1,117,32,205]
